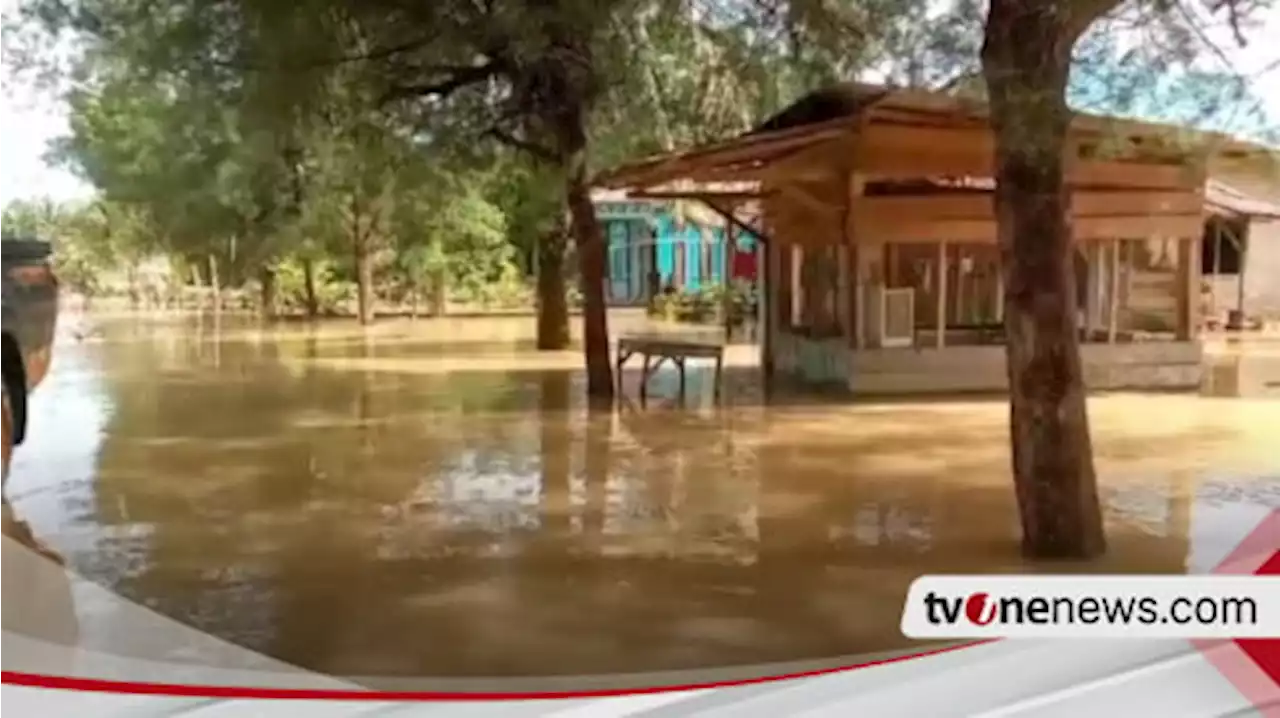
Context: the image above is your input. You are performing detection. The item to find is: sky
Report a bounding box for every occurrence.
[1,0,88,205]
[1,0,1278,207]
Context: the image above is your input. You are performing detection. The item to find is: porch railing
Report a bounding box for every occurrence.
[881,287,916,348]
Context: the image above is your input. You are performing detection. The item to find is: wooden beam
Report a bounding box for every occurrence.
[1069,161,1197,191]
[780,184,845,216]
[860,122,996,157]
[857,191,1201,226]
[1070,190,1201,217]
[1073,215,1203,241]
[701,199,774,248]
[852,216,998,244]
[596,122,852,189]
[850,210,1200,245]
[629,190,768,202]
[860,194,992,220]
[757,135,856,183]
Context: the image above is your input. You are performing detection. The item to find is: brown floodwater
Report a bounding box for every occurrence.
[4,310,1278,679]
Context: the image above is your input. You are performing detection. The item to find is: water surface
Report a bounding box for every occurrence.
[5,311,1278,678]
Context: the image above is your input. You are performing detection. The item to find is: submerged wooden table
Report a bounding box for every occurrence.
[615,335,725,403]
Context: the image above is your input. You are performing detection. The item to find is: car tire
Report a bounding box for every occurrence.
[0,378,13,496]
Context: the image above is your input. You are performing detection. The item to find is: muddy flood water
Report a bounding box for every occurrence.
[4,311,1279,679]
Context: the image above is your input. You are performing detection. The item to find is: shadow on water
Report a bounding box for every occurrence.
[3,312,1277,678]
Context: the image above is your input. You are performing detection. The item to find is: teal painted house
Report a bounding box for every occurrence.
[595,199,759,306]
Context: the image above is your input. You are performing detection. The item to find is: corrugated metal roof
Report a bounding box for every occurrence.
[1204,179,1280,218]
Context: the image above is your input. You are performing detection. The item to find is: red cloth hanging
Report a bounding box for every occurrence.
[731,245,758,282]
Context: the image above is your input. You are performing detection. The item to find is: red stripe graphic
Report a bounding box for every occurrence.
[2,640,989,701]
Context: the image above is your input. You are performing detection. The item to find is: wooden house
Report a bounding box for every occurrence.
[1200,173,1280,328]
[592,190,760,306]
[595,83,1278,396]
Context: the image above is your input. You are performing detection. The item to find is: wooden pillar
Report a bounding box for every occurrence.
[1084,242,1103,336]
[854,245,866,349]
[1176,236,1199,341]
[723,220,736,340]
[837,245,851,345]
[790,245,803,327]
[995,260,1005,323]
[1108,239,1121,344]
[935,241,948,349]
[857,244,885,348]
[1233,224,1247,319]
[1211,221,1222,319]
[847,173,867,350]
[762,238,776,377]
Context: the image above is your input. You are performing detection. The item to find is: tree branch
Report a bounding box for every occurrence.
[486,127,557,163]
[380,62,503,104]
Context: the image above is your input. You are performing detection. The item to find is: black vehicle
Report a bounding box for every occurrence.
[2,239,59,478]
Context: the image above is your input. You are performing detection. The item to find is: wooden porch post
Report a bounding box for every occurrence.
[1233,224,1247,320]
[837,245,851,345]
[1211,220,1222,319]
[1108,239,1121,344]
[935,241,948,349]
[847,173,867,350]
[854,247,866,349]
[995,260,1005,323]
[1175,236,1199,341]
[723,219,736,341]
[790,245,803,327]
[761,237,776,378]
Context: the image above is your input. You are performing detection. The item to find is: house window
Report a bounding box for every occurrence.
[1201,216,1246,275]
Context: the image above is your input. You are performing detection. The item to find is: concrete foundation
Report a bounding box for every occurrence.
[847,341,1203,396]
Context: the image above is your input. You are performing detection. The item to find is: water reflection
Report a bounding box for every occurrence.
[3,313,1277,677]
[1203,348,1280,399]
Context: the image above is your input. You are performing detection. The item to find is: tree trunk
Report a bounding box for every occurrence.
[354,238,374,326]
[536,11,612,400]
[259,266,278,321]
[301,256,319,318]
[126,264,141,310]
[536,219,571,350]
[566,170,613,401]
[982,1,1106,559]
[430,269,448,317]
[207,254,221,314]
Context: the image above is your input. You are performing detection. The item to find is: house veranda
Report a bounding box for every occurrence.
[595,84,1278,397]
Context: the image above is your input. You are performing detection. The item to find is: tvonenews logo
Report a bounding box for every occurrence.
[900,576,1280,639]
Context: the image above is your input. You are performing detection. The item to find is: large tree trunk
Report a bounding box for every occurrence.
[538,9,612,401]
[301,256,319,318]
[566,167,613,401]
[982,0,1106,559]
[429,268,448,317]
[354,238,374,326]
[536,218,571,350]
[259,266,278,321]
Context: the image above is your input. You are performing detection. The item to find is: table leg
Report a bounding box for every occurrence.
[616,347,632,395]
[639,353,651,404]
[676,358,687,400]
[713,352,724,403]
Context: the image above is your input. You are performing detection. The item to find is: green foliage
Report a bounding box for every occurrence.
[647,281,755,326]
